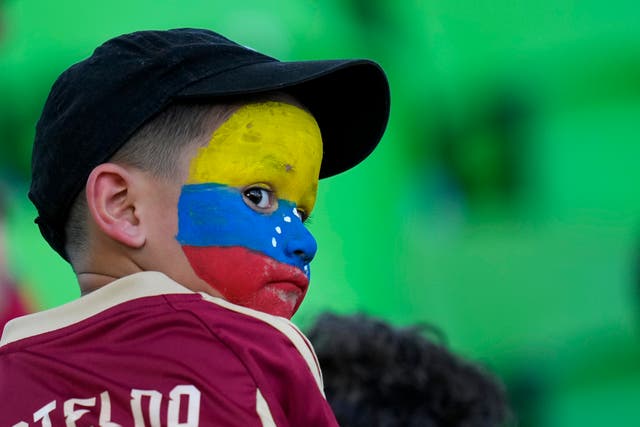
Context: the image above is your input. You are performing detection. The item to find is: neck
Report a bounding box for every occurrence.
[74,247,145,296]
[77,272,121,296]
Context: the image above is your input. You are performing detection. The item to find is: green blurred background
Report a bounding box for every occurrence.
[1,1,639,425]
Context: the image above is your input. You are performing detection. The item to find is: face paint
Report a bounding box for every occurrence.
[177,101,323,318]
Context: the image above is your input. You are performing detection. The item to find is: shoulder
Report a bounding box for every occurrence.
[164,293,324,392]
[164,294,337,426]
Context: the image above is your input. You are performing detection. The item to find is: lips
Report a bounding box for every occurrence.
[182,245,310,318]
[266,264,310,293]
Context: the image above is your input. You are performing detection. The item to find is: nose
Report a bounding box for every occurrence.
[285,226,317,266]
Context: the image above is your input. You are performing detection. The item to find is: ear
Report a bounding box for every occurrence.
[85,163,146,249]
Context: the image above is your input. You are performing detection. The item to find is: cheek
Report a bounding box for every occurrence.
[176,184,260,246]
[182,246,265,297]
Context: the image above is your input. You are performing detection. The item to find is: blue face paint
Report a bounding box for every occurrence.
[176,183,317,276]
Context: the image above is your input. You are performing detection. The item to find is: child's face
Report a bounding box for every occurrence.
[176,101,322,318]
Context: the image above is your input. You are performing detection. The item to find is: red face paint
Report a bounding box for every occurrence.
[182,246,309,318]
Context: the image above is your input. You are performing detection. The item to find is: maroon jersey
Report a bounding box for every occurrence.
[0,272,338,426]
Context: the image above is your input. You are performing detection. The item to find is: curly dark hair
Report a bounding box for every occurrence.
[307,313,512,427]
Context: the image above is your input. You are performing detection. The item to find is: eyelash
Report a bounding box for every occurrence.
[242,186,312,224]
[243,187,275,211]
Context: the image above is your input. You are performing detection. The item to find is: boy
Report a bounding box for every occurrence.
[0,28,389,425]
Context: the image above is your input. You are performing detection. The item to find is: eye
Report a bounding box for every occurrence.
[243,187,275,211]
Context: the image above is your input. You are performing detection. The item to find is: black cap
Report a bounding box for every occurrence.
[29,28,390,260]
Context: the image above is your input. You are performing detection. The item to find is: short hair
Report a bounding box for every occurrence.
[307,313,512,427]
[64,101,235,265]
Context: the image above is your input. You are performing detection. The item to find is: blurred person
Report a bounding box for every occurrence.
[0,0,4,39]
[0,185,30,333]
[307,312,513,427]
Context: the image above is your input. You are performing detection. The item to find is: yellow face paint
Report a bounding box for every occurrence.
[187,101,323,212]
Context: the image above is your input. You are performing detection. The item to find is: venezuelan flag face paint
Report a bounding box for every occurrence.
[176,101,323,318]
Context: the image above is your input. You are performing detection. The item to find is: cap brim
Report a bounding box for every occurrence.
[176,59,390,178]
